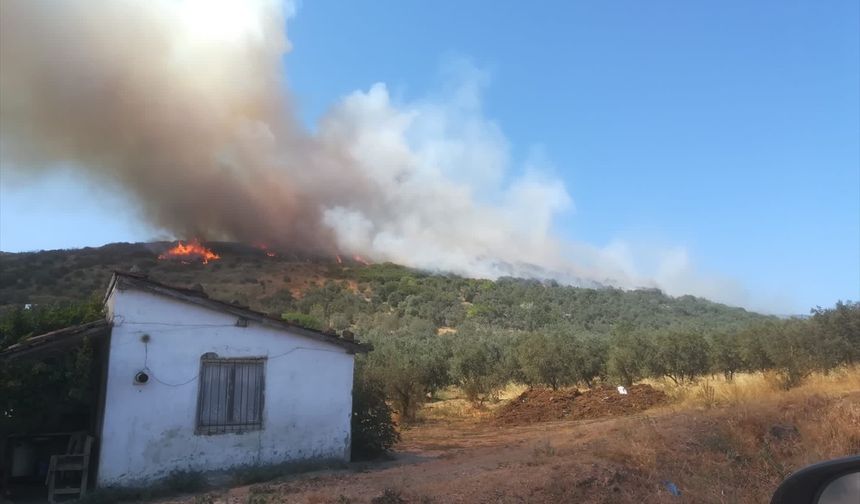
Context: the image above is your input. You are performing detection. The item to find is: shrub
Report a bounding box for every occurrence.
[360,325,450,421]
[647,330,711,384]
[606,329,652,387]
[449,335,508,404]
[352,373,400,458]
[281,311,323,331]
[516,331,578,390]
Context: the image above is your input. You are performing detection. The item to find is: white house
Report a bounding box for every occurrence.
[1,271,370,488]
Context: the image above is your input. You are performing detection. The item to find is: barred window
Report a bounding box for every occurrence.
[196,356,265,434]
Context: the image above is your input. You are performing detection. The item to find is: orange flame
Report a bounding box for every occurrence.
[158,239,220,264]
[335,254,343,264]
[251,242,277,257]
[254,242,277,257]
[353,254,370,266]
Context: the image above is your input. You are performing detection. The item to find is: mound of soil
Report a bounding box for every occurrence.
[495,384,668,426]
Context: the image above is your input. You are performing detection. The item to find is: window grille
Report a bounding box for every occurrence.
[196,357,265,434]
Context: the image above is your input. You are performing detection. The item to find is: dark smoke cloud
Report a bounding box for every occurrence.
[0,0,779,311]
[1,0,344,251]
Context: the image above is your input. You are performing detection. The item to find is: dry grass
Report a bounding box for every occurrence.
[417,383,528,423]
[588,366,860,503]
[646,364,860,411]
[413,368,860,502]
[157,368,859,503]
[420,366,860,424]
[208,388,856,504]
[606,391,859,502]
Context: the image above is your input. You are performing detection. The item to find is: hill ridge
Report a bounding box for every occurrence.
[0,242,770,335]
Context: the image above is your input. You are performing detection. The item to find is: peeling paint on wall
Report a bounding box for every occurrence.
[98,288,355,487]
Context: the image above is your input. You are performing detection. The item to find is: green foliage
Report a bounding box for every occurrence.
[736,324,775,372]
[0,297,103,349]
[606,328,652,387]
[516,331,577,390]
[448,331,509,403]
[572,333,609,386]
[0,298,104,435]
[351,372,400,458]
[708,331,744,380]
[1,340,99,434]
[647,330,711,384]
[360,319,450,421]
[763,320,822,389]
[281,311,323,331]
[0,243,772,338]
[2,244,856,425]
[810,301,860,366]
[354,263,422,283]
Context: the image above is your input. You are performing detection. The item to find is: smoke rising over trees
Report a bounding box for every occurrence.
[0,1,783,310]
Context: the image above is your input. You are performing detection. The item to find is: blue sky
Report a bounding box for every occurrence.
[1,0,858,313]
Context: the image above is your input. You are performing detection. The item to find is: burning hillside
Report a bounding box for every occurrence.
[0,0,591,287]
[0,241,769,340]
[0,0,760,309]
[158,239,220,264]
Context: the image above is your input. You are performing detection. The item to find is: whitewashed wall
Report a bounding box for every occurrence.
[98,287,355,487]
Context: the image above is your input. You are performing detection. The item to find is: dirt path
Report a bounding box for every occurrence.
[160,408,703,504]
[159,390,860,504]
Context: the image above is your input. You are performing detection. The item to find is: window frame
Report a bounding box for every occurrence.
[194,355,267,435]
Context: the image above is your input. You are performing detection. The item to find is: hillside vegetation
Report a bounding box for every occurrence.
[0,241,765,329]
[1,242,858,503]
[1,242,857,426]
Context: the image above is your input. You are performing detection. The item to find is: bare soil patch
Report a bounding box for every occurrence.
[151,386,859,504]
[494,384,668,426]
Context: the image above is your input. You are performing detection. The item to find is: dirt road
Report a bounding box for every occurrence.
[158,389,859,504]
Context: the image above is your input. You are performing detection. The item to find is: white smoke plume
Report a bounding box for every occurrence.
[0,0,767,309]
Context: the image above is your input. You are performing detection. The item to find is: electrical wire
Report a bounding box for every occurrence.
[129,318,348,387]
[151,372,200,388]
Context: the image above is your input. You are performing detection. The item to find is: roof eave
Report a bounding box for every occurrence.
[111,272,371,354]
[0,319,111,361]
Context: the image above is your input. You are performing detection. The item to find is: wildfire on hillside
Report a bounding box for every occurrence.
[254,242,277,257]
[158,239,220,264]
[334,254,369,265]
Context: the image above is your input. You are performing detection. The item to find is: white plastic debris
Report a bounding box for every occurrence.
[617,385,628,395]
